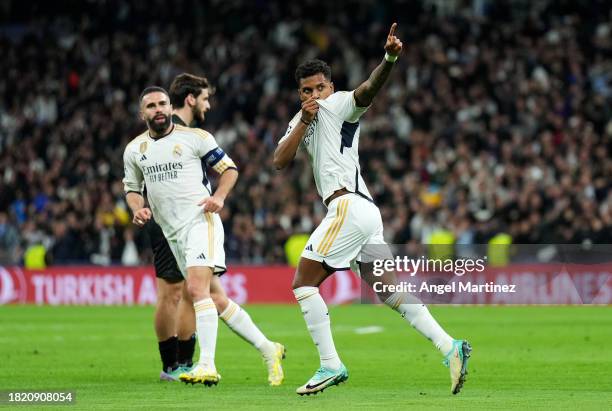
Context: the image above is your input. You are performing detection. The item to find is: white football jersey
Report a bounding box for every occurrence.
[123,124,236,240]
[279,90,372,203]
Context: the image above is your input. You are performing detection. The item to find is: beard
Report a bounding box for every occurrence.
[147,114,171,134]
[193,106,206,125]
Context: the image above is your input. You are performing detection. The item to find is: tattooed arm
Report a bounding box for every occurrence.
[354,23,403,108]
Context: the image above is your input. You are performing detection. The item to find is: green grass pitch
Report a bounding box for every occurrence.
[1,305,611,410]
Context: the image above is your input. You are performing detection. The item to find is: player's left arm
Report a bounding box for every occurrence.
[199,167,238,213]
[195,132,239,213]
[354,22,403,108]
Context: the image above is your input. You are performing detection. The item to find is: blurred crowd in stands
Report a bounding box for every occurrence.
[0,0,610,266]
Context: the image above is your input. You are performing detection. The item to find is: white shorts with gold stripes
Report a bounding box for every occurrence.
[166,212,226,277]
[301,193,386,271]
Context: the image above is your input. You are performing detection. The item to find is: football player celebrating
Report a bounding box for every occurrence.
[274,23,471,396]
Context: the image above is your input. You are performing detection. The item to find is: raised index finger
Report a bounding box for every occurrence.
[388,22,397,38]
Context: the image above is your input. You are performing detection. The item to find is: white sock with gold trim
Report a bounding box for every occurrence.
[194,298,218,369]
[294,286,342,370]
[385,292,454,354]
[220,299,275,356]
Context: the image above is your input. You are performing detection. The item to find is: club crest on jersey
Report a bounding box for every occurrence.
[139,142,148,154]
[172,144,183,158]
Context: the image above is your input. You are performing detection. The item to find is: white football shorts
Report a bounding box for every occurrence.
[301,193,391,272]
[166,212,226,277]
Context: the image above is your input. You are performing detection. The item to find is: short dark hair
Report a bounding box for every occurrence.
[139,86,169,104]
[169,73,211,108]
[294,59,331,84]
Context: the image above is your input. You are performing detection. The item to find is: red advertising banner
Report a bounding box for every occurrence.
[0,264,610,305]
[0,265,360,306]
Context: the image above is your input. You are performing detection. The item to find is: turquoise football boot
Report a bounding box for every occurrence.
[296,364,348,395]
[443,340,472,394]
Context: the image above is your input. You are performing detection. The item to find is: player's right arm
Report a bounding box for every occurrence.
[273,97,318,170]
[126,192,151,227]
[122,142,151,227]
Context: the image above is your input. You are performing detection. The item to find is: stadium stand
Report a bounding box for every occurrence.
[0,0,610,265]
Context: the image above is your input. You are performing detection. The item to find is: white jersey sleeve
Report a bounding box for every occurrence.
[278,112,301,145]
[319,90,369,123]
[122,141,145,194]
[193,129,237,174]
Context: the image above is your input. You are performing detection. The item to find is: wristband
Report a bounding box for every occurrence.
[385,52,398,63]
[300,118,311,126]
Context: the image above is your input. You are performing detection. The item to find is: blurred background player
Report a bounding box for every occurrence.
[150,72,285,385]
[124,86,238,386]
[274,23,470,395]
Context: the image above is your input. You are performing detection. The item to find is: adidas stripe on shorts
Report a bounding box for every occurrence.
[301,193,387,271]
[166,212,227,277]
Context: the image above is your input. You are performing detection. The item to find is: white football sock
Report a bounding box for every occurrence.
[294,286,342,370]
[385,292,454,354]
[220,299,275,356]
[194,298,218,369]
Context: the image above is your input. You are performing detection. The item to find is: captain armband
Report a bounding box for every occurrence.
[202,147,237,174]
